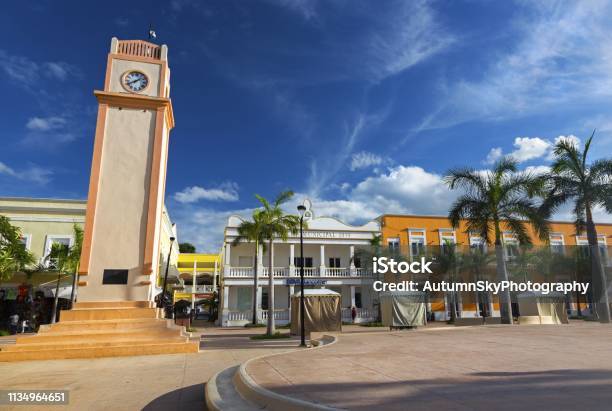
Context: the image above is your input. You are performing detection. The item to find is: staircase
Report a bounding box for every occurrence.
[0,301,199,362]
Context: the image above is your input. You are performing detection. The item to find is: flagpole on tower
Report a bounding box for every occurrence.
[148,23,157,41]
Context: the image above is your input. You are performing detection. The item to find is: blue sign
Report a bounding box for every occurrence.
[286,278,327,286]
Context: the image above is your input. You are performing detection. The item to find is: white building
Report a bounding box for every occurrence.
[220,200,380,327]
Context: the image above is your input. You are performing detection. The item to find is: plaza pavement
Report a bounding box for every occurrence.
[246,322,612,410]
[0,325,300,411]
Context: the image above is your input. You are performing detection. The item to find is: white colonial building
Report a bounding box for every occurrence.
[219,200,380,327]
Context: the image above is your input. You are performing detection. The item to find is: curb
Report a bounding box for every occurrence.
[205,334,340,411]
[234,334,341,411]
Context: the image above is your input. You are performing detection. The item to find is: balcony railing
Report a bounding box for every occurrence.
[226,266,373,278]
[342,307,377,322]
[226,309,290,322]
[183,285,215,294]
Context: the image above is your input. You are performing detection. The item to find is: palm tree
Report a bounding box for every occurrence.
[435,240,463,322]
[46,224,83,323]
[0,216,35,281]
[463,247,495,317]
[445,158,550,324]
[256,191,300,335]
[232,209,266,325]
[541,132,612,322]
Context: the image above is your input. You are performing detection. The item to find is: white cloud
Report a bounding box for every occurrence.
[485,147,503,164]
[554,134,581,148]
[174,182,239,203]
[510,137,551,162]
[350,151,390,171]
[26,116,67,131]
[0,161,53,184]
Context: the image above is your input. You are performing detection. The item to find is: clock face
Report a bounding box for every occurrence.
[122,71,149,93]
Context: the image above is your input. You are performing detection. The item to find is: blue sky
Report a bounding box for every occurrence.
[1,0,611,252]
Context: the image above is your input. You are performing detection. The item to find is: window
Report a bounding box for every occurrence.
[294,257,313,267]
[469,234,486,252]
[409,229,426,257]
[102,269,128,284]
[237,287,252,311]
[549,235,564,254]
[355,287,362,309]
[502,233,519,259]
[387,238,400,251]
[19,234,31,251]
[354,257,361,268]
[328,257,341,268]
[261,288,269,310]
[439,230,456,254]
[238,256,254,267]
[44,235,73,267]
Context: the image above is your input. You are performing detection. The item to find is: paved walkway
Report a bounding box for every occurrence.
[247,322,612,410]
[0,326,299,411]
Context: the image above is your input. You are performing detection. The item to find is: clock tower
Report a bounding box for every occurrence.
[78,37,174,302]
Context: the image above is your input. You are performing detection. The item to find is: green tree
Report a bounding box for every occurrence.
[232,209,267,325]
[0,215,34,281]
[256,191,300,335]
[46,224,83,323]
[435,240,463,322]
[541,132,612,322]
[445,158,550,324]
[179,242,196,253]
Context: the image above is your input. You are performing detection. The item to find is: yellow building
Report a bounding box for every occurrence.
[379,214,612,320]
[175,253,220,299]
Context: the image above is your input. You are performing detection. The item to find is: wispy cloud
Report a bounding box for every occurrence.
[265,0,318,21]
[417,1,612,130]
[0,50,78,89]
[22,116,76,146]
[350,151,391,171]
[366,0,454,82]
[0,161,53,184]
[174,182,240,203]
[114,17,129,27]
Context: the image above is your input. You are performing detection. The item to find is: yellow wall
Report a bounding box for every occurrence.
[0,197,86,264]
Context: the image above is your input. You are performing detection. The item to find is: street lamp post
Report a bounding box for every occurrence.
[159,236,176,314]
[297,205,307,347]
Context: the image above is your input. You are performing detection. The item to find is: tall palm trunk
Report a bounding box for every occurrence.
[586,205,610,323]
[252,241,259,325]
[495,240,513,324]
[51,271,61,324]
[266,239,276,335]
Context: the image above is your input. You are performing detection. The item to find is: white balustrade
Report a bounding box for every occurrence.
[228,267,253,277]
[228,310,252,321]
[183,285,215,293]
[325,267,350,277]
[260,309,290,321]
[261,267,290,277]
[303,267,319,277]
[354,268,373,277]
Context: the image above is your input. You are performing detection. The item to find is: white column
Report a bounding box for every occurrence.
[289,244,295,276]
[224,242,231,277]
[256,286,262,323]
[349,245,355,276]
[221,285,229,327]
[288,284,294,316]
[257,243,264,273]
[191,260,196,313]
[350,285,356,307]
[319,244,325,276]
[213,260,218,291]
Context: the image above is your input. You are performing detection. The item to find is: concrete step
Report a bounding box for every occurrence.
[74,301,154,309]
[2,336,190,351]
[15,329,182,344]
[0,340,200,362]
[39,318,165,333]
[61,307,157,322]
